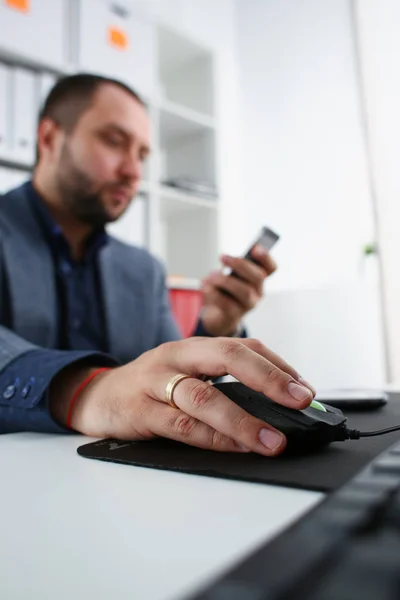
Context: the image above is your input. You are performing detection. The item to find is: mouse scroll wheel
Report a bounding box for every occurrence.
[310,400,327,412]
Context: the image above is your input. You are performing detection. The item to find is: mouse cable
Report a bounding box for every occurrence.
[342,426,400,440]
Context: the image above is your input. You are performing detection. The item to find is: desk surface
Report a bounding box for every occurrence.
[0,434,322,600]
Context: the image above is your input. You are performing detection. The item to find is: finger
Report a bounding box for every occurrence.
[221,254,267,287]
[142,400,252,453]
[207,272,259,310]
[161,337,315,398]
[154,338,314,409]
[147,376,286,456]
[250,245,277,275]
[201,282,244,318]
[240,338,316,396]
[202,270,221,285]
[171,377,286,456]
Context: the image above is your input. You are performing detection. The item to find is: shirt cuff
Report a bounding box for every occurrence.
[193,319,248,338]
[0,349,117,434]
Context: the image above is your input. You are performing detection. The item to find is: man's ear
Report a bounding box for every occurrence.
[36,118,63,162]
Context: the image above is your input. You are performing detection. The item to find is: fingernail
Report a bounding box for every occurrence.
[208,271,219,281]
[288,382,312,402]
[221,254,232,261]
[298,377,316,397]
[254,245,267,257]
[258,428,284,451]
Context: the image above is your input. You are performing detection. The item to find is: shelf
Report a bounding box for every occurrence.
[158,26,214,117]
[159,107,217,188]
[167,276,201,290]
[0,156,33,172]
[159,99,215,131]
[158,27,210,76]
[138,180,151,195]
[157,184,218,217]
[157,183,219,279]
[107,192,149,249]
[0,46,72,77]
[159,103,215,147]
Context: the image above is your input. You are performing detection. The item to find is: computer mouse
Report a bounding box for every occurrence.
[213,381,348,454]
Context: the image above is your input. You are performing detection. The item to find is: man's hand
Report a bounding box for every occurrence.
[200,245,277,336]
[50,337,315,457]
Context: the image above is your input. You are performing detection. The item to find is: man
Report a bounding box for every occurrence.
[0,74,315,455]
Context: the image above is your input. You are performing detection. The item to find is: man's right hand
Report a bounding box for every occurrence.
[50,338,315,457]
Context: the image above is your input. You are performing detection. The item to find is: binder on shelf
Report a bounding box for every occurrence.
[0,63,11,159]
[11,67,36,166]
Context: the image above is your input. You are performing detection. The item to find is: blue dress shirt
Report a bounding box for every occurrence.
[28,182,109,353]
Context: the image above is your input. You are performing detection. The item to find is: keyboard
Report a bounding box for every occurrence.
[189,439,400,600]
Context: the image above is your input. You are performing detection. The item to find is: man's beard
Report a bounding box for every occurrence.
[55,142,132,228]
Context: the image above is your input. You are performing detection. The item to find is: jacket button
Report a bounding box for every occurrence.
[3,384,16,400]
[21,384,31,399]
[21,377,35,399]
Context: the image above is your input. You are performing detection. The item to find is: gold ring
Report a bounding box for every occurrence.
[165,374,192,408]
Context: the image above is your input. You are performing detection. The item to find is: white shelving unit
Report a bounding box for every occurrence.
[0,0,220,282]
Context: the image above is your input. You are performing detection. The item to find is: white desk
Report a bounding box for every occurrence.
[0,434,323,600]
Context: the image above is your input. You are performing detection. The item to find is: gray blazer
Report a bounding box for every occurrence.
[0,183,181,372]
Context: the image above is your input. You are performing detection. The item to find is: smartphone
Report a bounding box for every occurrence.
[230,226,280,279]
[217,227,279,298]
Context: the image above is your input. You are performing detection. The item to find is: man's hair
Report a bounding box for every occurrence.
[39,72,144,131]
[35,73,145,163]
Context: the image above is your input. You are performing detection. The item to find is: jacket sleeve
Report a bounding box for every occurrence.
[192,320,248,338]
[0,325,116,434]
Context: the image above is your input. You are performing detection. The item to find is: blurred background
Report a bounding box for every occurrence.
[0,0,398,390]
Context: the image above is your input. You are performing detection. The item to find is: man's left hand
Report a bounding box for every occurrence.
[200,244,277,337]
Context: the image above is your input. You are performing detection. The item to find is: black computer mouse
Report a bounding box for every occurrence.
[213,381,348,454]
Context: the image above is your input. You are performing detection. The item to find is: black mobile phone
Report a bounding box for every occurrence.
[231,226,280,278]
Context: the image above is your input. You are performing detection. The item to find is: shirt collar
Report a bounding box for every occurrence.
[26,180,108,263]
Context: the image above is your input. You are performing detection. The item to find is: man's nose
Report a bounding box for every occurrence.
[120,153,142,181]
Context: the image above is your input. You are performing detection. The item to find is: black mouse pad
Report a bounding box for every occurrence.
[77,402,400,492]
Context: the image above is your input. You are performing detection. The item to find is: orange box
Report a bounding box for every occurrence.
[168,279,203,338]
[108,26,128,51]
[5,0,30,13]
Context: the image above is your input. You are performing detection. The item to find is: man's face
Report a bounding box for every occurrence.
[53,84,151,227]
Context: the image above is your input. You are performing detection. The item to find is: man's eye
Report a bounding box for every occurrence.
[103,134,123,147]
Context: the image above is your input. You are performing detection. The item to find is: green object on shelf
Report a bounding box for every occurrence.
[363,242,377,256]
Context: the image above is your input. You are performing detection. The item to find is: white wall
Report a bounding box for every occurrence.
[247,275,383,389]
[354,0,400,381]
[233,0,387,387]
[234,0,376,289]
